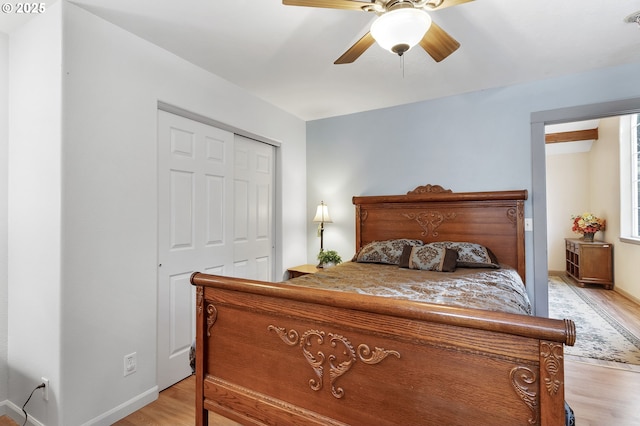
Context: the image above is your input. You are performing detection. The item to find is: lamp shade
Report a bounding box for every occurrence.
[313,202,332,223]
[370,8,432,55]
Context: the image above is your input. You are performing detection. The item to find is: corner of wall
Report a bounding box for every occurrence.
[0,30,10,405]
[7,2,63,424]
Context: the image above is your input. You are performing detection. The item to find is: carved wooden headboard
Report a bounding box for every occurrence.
[352,185,527,282]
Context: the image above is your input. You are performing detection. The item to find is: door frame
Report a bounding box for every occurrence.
[531,97,640,317]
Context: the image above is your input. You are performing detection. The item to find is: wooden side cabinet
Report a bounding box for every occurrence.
[565,238,613,289]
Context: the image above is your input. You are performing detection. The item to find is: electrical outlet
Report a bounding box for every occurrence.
[524,218,533,231]
[124,352,137,377]
[41,377,49,401]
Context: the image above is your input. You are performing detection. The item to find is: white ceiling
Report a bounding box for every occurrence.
[546,119,601,134]
[2,0,640,121]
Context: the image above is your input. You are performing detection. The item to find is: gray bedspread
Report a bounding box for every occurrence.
[289,262,531,315]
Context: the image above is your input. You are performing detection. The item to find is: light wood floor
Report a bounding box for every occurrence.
[2,276,640,426]
[562,277,640,425]
[0,376,238,426]
[112,375,239,426]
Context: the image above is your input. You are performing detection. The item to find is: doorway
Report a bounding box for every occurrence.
[531,97,640,316]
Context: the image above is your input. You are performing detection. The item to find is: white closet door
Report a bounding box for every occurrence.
[157,110,234,391]
[232,135,275,281]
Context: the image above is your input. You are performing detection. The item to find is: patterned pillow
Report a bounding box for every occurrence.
[429,241,500,269]
[401,245,458,272]
[355,239,424,265]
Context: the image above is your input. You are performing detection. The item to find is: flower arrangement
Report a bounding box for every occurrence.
[571,213,606,235]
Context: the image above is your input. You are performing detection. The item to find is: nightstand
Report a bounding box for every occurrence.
[287,264,319,279]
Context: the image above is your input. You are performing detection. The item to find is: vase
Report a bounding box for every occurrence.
[583,232,595,242]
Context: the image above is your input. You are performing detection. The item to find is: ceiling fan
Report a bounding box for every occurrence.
[283,0,473,64]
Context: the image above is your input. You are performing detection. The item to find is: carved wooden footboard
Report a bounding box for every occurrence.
[191,274,575,425]
[190,186,575,425]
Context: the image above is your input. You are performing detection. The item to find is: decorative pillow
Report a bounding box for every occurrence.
[402,245,458,272]
[429,241,500,269]
[355,239,424,265]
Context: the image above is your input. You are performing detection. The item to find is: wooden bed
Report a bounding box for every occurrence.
[190,185,576,426]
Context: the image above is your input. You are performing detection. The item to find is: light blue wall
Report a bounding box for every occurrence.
[307,61,640,314]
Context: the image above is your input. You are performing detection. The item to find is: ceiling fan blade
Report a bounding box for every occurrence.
[334,32,375,64]
[334,31,376,65]
[418,22,460,62]
[425,0,474,11]
[283,0,372,11]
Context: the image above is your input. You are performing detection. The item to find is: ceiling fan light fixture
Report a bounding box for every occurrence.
[370,9,432,56]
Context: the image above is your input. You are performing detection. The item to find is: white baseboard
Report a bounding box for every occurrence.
[615,286,640,305]
[0,399,45,426]
[79,386,158,426]
[2,386,158,426]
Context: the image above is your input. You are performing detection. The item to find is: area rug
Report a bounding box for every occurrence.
[548,275,640,369]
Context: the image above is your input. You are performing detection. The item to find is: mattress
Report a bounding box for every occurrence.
[289,261,531,316]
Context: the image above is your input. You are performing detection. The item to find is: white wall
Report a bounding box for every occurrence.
[589,118,620,243]
[7,3,62,424]
[62,4,306,425]
[5,1,307,425]
[546,149,591,271]
[0,31,9,410]
[307,62,640,314]
[590,117,625,290]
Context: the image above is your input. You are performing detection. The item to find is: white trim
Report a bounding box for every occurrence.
[620,115,634,238]
[631,114,639,237]
[615,286,640,305]
[79,386,158,426]
[1,399,45,426]
[620,236,640,245]
[157,101,282,148]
